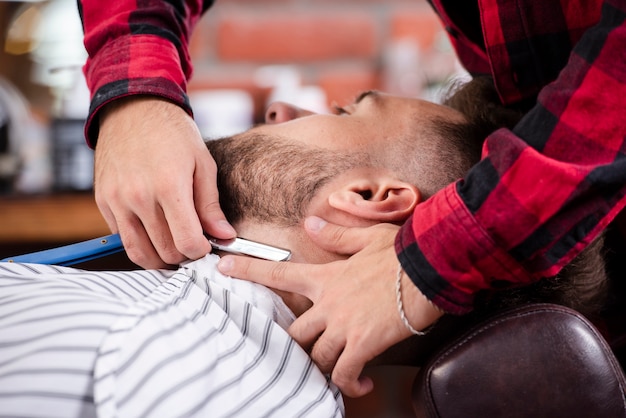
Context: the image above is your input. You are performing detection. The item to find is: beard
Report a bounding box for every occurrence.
[205,132,371,227]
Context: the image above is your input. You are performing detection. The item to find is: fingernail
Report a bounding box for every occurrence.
[219,220,237,236]
[305,216,327,232]
[217,257,234,273]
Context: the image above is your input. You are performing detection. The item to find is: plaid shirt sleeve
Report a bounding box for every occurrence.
[78,0,215,147]
[397,0,626,314]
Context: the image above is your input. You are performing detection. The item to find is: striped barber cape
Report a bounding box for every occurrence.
[0,254,344,417]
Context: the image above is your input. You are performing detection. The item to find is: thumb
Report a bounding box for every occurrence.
[194,151,237,240]
[304,216,370,255]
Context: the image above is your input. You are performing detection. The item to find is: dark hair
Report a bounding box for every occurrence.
[442,76,525,136]
[400,76,525,198]
[435,76,526,179]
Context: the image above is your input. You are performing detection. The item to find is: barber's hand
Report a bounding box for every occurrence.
[217,217,443,397]
[95,96,236,268]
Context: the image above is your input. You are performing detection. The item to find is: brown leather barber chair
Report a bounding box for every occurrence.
[412,303,626,418]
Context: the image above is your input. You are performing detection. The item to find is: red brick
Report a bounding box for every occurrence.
[189,18,217,62]
[390,9,444,49]
[317,68,380,106]
[216,12,378,62]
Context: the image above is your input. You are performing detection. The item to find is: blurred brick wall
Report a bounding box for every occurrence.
[188,0,460,125]
[187,2,456,416]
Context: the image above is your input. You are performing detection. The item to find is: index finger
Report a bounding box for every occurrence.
[194,150,237,240]
[161,190,213,260]
[217,255,321,297]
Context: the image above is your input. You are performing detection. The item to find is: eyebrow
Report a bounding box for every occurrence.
[354,90,378,104]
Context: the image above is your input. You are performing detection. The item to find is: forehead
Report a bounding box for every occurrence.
[248,93,466,152]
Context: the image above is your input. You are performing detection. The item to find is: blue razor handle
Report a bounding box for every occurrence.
[1,234,292,266]
[1,234,124,266]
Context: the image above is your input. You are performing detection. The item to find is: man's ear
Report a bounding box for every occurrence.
[327,175,421,223]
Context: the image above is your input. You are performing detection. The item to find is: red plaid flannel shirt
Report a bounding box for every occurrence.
[398,0,626,313]
[79,0,214,144]
[79,0,626,314]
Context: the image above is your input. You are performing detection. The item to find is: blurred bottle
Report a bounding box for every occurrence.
[190,89,254,140]
[0,94,17,194]
[255,65,328,114]
[28,0,91,192]
[48,75,91,192]
[382,38,424,98]
[0,76,50,195]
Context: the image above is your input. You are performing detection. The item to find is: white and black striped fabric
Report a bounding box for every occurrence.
[0,255,344,417]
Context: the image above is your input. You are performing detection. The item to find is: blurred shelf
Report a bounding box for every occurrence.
[0,193,109,243]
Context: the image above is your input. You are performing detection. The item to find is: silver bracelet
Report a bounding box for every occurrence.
[396,264,427,336]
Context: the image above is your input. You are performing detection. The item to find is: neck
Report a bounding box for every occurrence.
[233,220,340,264]
[227,220,339,317]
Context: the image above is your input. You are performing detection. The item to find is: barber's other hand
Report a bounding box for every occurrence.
[217,217,443,397]
[95,97,236,268]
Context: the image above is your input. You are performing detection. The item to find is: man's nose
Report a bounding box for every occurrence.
[264,102,315,124]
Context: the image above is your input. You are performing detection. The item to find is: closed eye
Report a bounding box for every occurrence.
[331,90,377,116]
[331,105,350,115]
